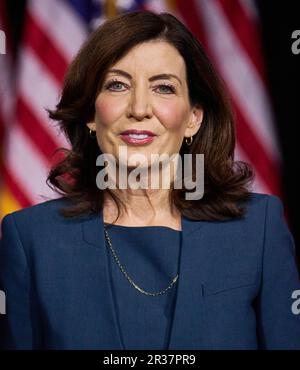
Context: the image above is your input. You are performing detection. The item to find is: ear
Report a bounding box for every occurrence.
[86,121,96,131]
[184,106,204,138]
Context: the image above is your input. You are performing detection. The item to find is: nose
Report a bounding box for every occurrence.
[126,83,153,121]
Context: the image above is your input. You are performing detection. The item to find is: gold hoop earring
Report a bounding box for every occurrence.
[185,136,193,146]
[89,129,96,138]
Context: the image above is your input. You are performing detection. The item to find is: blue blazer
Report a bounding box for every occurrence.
[0,193,300,350]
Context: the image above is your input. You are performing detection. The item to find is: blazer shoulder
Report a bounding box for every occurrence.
[1,197,85,233]
[246,191,281,205]
[225,192,286,238]
[239,192,292,248]
[243,192,283,217]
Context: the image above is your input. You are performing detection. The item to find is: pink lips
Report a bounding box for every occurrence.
[119,129,157,145]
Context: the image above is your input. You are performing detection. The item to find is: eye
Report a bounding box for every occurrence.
[104,79,127,91]
[154,83,176,94]
[103,79,176,94]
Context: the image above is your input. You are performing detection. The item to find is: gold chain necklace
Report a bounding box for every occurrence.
[103,224,179,296]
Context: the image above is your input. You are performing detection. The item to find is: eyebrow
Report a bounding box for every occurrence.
[106,68,182,85]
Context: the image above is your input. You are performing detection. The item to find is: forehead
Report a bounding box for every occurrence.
[110,41,186,76]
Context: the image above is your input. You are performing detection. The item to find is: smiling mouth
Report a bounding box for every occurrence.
[119,133,156,145]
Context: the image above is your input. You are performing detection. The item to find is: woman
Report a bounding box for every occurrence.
[1,11,300,350]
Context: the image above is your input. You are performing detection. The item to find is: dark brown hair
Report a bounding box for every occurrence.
[47,10,254,221]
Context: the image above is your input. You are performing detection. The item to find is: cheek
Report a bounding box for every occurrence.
[95,97,122,126]
[155,102,188,131]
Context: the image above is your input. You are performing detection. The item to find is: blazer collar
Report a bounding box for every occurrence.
[82,209,210,349]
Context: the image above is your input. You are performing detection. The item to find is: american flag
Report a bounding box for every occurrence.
[0,0,282,219]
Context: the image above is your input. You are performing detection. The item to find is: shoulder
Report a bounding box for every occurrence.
[239,193,294,259]
[0,197,92,242]
[201,192,289,250]
[239,192,284,223]
[243,191,282,210]
[2,197,73,226]
[232,192,288,237]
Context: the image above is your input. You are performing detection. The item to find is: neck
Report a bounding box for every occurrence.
[103,188,181,229]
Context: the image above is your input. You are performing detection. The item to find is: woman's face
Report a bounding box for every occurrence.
[87,40,203,167]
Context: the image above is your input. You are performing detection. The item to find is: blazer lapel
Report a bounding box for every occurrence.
[82,210,124,349]
[168,216,211,349]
